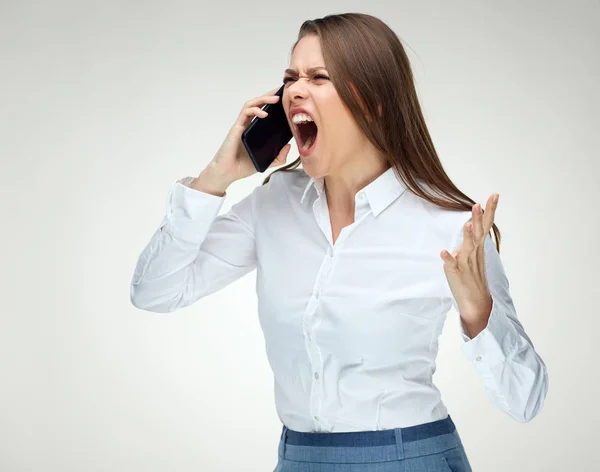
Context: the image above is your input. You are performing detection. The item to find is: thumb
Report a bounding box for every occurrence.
[269,143,291,168]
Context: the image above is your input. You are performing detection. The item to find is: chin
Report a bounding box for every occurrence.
[301,159,327,178]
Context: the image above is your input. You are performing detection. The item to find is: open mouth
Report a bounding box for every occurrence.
[294,120,318,151]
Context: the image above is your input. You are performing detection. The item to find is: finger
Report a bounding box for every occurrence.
[246,93,280,110]
[235,106,268,128]
[243,106,268,117]
[483,194,499,234]
[440,248,459,272]
[269,143,292,167]
[264,86,280,96]
[472,203,484,243]
[462,219,475,255]
[452,243,462,258]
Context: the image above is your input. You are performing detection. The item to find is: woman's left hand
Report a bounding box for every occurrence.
[440,194,500,337]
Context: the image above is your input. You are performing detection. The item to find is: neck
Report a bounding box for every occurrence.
[324,154,390,213]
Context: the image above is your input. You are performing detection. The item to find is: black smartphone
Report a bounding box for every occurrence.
[241,84,293,173]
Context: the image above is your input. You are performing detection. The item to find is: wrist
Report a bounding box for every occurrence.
[193,169,232,197]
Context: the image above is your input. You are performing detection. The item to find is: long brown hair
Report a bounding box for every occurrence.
[263,13,501,253]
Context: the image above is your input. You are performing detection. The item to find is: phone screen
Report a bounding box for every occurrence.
[241,84,293,173]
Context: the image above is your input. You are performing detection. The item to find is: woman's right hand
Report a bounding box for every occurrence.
[204,87,292,186]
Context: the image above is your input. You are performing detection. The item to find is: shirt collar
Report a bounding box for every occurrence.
[300,166,409,217]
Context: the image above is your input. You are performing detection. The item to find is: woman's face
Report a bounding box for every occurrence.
[282,35,367,179]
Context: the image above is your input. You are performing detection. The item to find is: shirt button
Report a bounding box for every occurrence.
[315,292,320,300]
[314,372,319,380]
[358,192,365,201]
[314,416,319,421]
[307,333,311,341]
[475,356,482,361]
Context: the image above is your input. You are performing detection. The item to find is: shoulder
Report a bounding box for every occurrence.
[267,167,310,187]
[401,180,473,241]
[241,168,310,219]
[255,167,310,201]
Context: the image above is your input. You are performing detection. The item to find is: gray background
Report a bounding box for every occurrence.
[1,0,598,470]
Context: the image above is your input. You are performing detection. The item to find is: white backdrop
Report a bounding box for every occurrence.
[1,0,598,470]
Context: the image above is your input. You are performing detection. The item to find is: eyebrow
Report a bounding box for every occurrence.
[284,66,327,75]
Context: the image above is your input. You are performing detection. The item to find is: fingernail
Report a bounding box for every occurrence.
[493,194,499,203]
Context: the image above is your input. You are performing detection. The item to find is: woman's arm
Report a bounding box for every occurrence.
[130,174,268,313]
[449,227,549,423]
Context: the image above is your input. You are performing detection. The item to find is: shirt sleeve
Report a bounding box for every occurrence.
[448,220,549,423]
[130,175,264,313]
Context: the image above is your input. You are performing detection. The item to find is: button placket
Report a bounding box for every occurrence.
[305,266,325,427]
[300,233,335,430]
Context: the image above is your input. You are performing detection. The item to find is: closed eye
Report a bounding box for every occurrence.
[283,74,330,85]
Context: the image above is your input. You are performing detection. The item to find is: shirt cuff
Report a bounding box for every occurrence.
[163,176,226,243]
[460,296,518,369]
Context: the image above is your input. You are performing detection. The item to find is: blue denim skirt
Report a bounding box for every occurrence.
[274,414,472,471]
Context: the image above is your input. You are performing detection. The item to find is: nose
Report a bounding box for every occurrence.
[286,77,310,101]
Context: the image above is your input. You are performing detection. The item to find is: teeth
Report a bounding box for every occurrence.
[291,113,314,124]
[291,112,317,151]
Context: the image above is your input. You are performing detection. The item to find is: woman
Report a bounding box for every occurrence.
[130,13,548,472]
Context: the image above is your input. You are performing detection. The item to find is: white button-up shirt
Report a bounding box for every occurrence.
[130,167,548,432]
